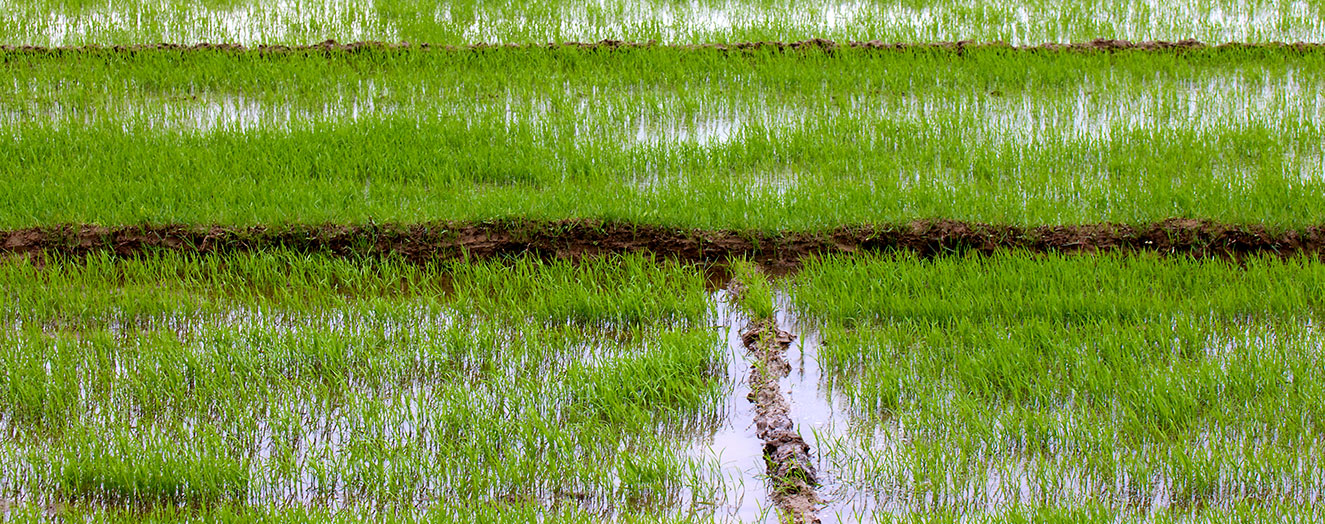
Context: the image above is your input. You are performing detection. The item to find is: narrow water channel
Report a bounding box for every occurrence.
[689,290,775,522]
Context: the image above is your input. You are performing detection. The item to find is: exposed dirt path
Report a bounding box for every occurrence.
[3,38,1321,53]
[3,219,1322,268]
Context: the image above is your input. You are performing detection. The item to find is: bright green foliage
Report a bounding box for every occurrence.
[0,0,1322,46]
[794,252,1325,323]
[795,253,1325,518]
[0,251,710,325]
[2,47,1324,228]
[729,259,775,320]
[0,253,729,518]
[0,504,721,523]
[57,430,249,507]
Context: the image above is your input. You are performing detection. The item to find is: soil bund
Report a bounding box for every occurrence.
[2,219,1321,267]
[2,38,1322,54]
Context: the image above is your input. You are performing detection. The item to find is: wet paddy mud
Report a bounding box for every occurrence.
[4,219,1324,268]
[739,319,821,523]
[3,38,1323,54]
[726,274,823,523]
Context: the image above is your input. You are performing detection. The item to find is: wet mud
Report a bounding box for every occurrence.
[2,38,1321,54]
[2,219,1322,268]
[740,319,820,524]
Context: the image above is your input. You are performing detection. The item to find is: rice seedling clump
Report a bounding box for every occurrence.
[4,0,1324,521]
[2,47,1324,229]
[0,253,738,520]
[792,253,1325,520]
[2,0,1322,46]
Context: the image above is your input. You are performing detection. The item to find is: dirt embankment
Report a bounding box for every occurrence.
[740,318,820,524]
[2,219,1320,268]
[2,38,1321,54]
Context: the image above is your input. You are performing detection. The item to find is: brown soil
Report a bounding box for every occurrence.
[2,38,1321,54]
[740,319,821,524]
[2,219,1320,268]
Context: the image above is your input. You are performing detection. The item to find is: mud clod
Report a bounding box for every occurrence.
[740,319,821,524]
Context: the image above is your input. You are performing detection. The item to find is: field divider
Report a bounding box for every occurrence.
[729,264,821,523]
[3,219,1322,267]
[4,38,1322,54]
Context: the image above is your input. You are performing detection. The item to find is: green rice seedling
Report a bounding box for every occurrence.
[572,329,727,430]
[448,254,710,326]
[0,503,725,523]
[1,47,1323,228]
[792,252,1325,519]
[0,251,708,328]
[0,252,735,518]
[793,251,1325,324]
[0,0,1321,46]
[55,426,249,507]
[727,259,774,320]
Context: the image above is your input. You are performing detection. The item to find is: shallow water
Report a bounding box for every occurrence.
[3,269,1324,518]
[3,0,1322,45]
[5,70,1321,145]
[684,290,776,522]
[4,0,401,47]
[773,294,886,521]
[0,303,735,516]
[805,320,1325,517]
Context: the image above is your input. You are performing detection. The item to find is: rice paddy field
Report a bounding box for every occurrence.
[2,2,1324,524]
[3,0,1325,46]
[4,47,1325,228]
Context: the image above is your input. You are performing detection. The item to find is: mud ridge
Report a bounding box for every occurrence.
[2,38,1322,54]
[739,316,820,524]
[2,219,1322,267]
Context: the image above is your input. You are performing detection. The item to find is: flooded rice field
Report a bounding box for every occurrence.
[0,255,738,519]
[1,0,1323,46]
[3,48,1325,228]
[3,1,1325,519]
[4,65,1322,139]
[2,253,1323,521]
